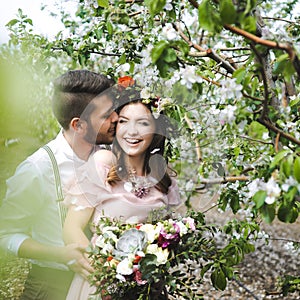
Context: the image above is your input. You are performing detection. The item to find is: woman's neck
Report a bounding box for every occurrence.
[125,155,146,176]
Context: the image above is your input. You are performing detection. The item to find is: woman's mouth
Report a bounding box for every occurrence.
[125,138,142,144]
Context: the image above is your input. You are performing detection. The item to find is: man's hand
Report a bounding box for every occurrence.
[60,243,94,279]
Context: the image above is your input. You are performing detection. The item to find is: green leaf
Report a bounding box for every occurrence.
[248,120,268,139]
[253,190,266,209]
[198,0,222,33]
[232,67,246,83]
[97,0,109,8]
[220,0,237,24]
[261,204,275,223]
[211,267,227,290]
[245,0,257,15]
[23,18,33,26]
[163,48,177,63]
[281,158,292,178]
[6,19,19,27]
[270,149,291,169]
[151,40,169,63]
[106,20,113,35]
[230,192,240,214]
[146,0,166,16]
[277,203,297,223]
[294,156,300,183]
[290,97,300,107]
[273,54,289,75]
[118,53,126,64]
[240,16,256,33]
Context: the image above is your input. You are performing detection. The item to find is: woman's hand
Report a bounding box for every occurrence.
[60,243,94,279]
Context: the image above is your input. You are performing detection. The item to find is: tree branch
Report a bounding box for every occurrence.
[224,24,300,78]
[258,118,300,146]
[174,23,236,74]
[196,176,249,187]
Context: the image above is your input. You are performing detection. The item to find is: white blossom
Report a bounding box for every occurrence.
[265,177,281,204]
[175,66,202,89]
[219,105,237,125]
[219,78,243,101]
[247,178,264,197]
[161,23,178,40]
[164,0,173,11]
[282,176,300,193]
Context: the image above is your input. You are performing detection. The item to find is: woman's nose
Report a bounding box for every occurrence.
[127,122,138,135]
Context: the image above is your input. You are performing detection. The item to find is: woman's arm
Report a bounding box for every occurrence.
[63,205,94,248]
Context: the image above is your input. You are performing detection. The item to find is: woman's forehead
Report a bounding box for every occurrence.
[119,102,152,117]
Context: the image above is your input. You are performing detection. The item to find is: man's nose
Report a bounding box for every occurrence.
[111,111,118,122]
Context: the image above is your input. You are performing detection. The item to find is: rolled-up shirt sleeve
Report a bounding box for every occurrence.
[0,160,44,256]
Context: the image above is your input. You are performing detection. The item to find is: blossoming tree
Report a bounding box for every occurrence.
[2,0,300,297]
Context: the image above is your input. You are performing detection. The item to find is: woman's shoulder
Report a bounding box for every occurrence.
[92,149,116,167]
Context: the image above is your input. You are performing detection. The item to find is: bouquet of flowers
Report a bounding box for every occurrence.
[87,212,204,300]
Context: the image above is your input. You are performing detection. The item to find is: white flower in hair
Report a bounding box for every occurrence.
[140,88,152,99]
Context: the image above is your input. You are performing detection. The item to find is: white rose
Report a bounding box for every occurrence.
[146,244,169,266]
[116,258,133,275]
[139,224,158,243]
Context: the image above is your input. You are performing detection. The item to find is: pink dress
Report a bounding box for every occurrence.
[64,154,181,300]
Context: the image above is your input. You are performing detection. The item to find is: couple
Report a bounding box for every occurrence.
[0,70,180,299]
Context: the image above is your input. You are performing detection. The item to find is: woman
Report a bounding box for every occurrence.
[63,82,181,299]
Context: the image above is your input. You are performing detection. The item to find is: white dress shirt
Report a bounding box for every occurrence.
[0,130,93,270]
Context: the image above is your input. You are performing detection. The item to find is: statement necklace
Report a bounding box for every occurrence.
[123,169,154,198]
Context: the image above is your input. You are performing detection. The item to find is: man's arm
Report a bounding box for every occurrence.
[0,159,93,278]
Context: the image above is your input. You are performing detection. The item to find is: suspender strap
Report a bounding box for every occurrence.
[43,145,67,228]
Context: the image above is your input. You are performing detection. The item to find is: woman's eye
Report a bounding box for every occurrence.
[118,119,126,124]
[139,121,150,126]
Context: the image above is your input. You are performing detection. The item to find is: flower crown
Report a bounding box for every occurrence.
[117,76,174,119]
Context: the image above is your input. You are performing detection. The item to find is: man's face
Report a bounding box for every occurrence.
[84,95,118,145]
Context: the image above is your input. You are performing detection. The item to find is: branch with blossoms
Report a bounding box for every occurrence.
[173,22,236,74]
[223,24,300,77]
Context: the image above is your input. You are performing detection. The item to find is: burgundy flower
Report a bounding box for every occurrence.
[157,223,181,250]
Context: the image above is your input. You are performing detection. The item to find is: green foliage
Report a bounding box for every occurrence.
[1,0,300,296]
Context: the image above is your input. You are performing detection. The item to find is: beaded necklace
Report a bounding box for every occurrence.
[123,169,154,198]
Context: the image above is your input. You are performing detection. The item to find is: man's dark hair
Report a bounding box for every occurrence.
[52,70,115,129]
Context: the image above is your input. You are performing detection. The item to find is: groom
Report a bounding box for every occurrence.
[0,70,118,300]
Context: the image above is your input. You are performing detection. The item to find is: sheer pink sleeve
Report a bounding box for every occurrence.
[167,178,181,206]
[64,153,112,209]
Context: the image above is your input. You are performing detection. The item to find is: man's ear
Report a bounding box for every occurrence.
[70,117,87,132]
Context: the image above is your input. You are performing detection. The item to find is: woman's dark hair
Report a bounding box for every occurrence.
[52,70,115,130]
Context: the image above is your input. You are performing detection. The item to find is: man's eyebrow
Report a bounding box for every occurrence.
[104,105,114,115]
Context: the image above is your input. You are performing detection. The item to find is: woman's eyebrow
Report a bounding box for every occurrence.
[119,115,151,121]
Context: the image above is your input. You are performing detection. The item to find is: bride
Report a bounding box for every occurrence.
[63,83,181,299]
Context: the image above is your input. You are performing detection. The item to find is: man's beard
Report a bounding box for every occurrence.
[83,124,102,145]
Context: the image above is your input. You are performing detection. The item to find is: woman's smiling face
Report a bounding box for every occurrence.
[116,102,156,158]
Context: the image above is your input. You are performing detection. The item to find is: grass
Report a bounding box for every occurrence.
[0,252,29,299]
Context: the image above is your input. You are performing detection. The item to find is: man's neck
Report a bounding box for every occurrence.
[63,130,93,161]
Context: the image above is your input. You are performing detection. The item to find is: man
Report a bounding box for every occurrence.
[0,70,118,299]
